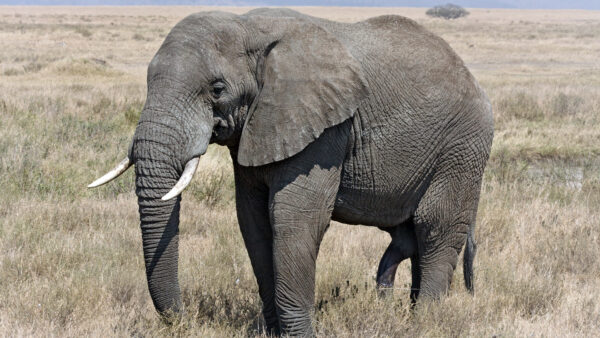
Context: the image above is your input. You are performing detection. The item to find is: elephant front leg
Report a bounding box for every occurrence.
[269,165,341,336]
[272,227,325,336]
[234,173,280,335]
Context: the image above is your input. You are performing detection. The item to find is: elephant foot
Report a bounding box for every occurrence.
[264,316,281,336]
[376,245,402,298]
[376,224,417,298]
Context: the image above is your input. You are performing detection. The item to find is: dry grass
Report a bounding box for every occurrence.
[1,6,599,337]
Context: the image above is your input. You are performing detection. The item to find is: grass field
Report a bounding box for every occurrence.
[1,6,599,336]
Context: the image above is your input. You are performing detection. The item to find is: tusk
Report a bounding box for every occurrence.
[88,157,132,188]
[161,157,200,201]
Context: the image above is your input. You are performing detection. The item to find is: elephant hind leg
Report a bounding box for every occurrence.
[410,253,421,303]
[412,163,484,300]
[376,220,417,297]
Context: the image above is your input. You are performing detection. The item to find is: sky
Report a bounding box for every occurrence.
[1,0,599,9]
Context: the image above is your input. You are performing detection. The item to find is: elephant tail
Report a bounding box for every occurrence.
[463,227,477,294]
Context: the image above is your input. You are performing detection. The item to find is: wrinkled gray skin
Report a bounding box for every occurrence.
[125,8,493,336]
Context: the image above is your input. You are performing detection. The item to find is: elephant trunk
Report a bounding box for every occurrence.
[138,191,182,315]
[134,130,184,315]
[131,90,212,316]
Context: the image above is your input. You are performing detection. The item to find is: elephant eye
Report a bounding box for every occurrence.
[211,81,226,98]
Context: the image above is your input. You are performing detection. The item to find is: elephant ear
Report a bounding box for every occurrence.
[237,20,368,166]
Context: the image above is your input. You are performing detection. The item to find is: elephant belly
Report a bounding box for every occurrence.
[332,186,418,227]
[331,106,437,228]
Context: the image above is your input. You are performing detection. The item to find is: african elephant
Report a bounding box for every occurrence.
[89,8,493,336]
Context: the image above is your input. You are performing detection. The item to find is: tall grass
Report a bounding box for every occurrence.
[1,6,599,336]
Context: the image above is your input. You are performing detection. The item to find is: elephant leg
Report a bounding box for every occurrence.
[376,220,417,297]
[268,162,343,336]
[234,170,279,335]
[410,253,421,303]
[412,166,483,301]
[269,172,339,336]
[257,119,348,336]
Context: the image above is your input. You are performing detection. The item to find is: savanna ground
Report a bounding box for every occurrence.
[1,6,599,336]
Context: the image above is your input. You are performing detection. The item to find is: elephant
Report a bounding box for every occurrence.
[89,8,493,336]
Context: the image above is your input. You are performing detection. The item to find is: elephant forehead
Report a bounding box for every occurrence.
[150,29,248,81]
[167,13,247,55]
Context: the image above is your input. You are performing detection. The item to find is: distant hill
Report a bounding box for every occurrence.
[1,0,599,10]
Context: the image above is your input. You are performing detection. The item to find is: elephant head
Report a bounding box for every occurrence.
[89,11,367,316]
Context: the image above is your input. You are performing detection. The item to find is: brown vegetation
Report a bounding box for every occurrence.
[1,6,599,336]
[426,4,469,19]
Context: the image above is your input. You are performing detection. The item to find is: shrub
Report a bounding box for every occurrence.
[123,99,144,127]
[73,25,92,38]
[23,61,45,73]
[497,91,543,121]
[3,67,23,76]
[426,4,470,19]
[188,170,234,207]
[53,58,121,77]
[549,92,583,117]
